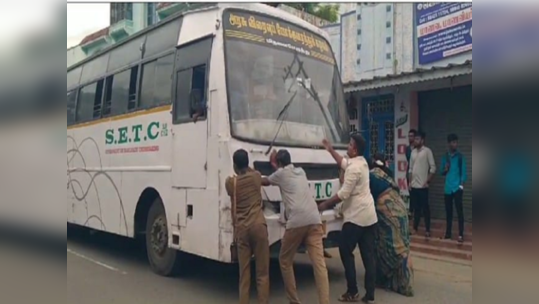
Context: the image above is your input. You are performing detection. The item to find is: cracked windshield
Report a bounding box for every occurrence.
[224,10,350,148]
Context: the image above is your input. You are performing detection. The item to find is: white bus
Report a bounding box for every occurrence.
[67,3,351,276]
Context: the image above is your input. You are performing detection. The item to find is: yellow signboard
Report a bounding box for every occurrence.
[223,10,335,65]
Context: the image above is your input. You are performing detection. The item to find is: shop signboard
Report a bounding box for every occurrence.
[416,2,472,65]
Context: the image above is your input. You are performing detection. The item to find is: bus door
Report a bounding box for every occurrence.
[171,38,213,189]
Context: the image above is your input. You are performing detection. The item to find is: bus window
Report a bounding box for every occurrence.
[174,68,193,122]
[92,79,105,119]
[103,66,139,116]
[127,67,139,110]
[67,91,77,125]
[192,65,206,101]
[173,38,213,124]
[174,64,208,123]
[139,54,174,109]
[76,81,103,123]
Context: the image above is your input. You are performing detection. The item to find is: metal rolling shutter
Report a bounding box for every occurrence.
[418,85,472,222]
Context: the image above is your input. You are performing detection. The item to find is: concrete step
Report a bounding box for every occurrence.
[412,251,473,267]
[427,219,473,233]
[409,219,473,234]
[410,235,472,252]
[411,227,472,242]
[411,242,472,261]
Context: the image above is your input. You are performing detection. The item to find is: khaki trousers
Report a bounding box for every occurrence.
[280,224,330,304]
[237,223,270,304]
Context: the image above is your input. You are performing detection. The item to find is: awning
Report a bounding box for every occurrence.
[344,60,472,93]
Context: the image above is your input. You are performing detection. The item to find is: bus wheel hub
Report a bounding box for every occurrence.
[151,217,168,255]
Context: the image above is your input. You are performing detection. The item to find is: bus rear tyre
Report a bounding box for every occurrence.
[146,198,181,277]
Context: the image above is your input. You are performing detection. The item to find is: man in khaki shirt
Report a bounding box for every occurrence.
[225,149,270,304]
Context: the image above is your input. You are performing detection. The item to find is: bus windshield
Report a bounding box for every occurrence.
[223,10,350,148]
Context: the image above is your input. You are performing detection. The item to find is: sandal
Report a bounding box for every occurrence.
[361,295,376,304]
[338,293,360,302]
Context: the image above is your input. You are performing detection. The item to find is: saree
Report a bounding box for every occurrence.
[370,168,414,297]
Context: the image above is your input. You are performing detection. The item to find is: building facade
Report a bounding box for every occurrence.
[67,3,328,69]
[68,3,212,68]
[324,3,472,221]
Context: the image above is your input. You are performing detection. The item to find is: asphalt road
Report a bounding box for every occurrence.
[0,226,471,304]
[62,226,472,304]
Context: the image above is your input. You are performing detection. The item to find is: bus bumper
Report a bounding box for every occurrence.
[265,209,343,258]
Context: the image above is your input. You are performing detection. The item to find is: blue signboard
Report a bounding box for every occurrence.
[415,3,472,65]
[473,7,539,67]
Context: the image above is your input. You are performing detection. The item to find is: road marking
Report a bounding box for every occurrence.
[67,248,127,275]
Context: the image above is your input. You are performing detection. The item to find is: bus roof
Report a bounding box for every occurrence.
[67,3,332,73]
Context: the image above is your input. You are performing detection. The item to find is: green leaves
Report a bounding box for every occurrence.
[264,3,341,23]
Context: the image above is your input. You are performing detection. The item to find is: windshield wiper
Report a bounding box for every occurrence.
[264,52,304,155]
[265,52,342,154]
[264,90,298,155]
[294,60,340,143]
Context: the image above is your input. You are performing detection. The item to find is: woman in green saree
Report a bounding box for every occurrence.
[369,153,414,297]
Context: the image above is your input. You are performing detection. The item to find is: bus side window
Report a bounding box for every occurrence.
[67,91,77,125]
[190,64,207,119]
[174,68,193,122]
[139,55,174,109]
[76,82,101,123]
[174,65,207,123]
[173,37,213,124]
[103,66,139,116]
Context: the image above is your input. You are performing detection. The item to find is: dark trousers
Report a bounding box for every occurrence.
[411,188,431,232]
[445,190,465,238]
[339,222,376,300]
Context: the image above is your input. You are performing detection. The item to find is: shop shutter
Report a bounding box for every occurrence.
[419,85,472,222]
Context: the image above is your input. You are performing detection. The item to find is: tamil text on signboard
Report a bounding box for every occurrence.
[416,3,472,65]
[223,10,335,65]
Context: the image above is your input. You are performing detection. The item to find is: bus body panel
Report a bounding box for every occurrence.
[67,108,174,238]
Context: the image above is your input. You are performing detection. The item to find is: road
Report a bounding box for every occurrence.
[64,227,472,304]
[0,227,472,304]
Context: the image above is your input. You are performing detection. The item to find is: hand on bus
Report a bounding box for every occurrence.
[322,139,332,151]
[269,149,278,169]
[318,201,330,212]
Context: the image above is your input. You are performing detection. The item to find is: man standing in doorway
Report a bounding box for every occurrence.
[441,134,468,243]
[319,134,378,303]
[262,150,330,304]
[408,131,436,238]
[406,129,417,217]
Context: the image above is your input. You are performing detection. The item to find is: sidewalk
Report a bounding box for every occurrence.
[318,249,472,304]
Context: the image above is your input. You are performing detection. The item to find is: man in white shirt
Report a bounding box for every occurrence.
[408,131,437,237]
[318,134,378,304]
[262,150,330,304]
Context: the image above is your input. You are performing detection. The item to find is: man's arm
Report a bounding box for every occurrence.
[407,152,414,187]
[319,166,359,211]
[427,149,437,185]
[261,177,271,187]
[262,169,282,187]
[322,139,344,168]
[225,177,234,197]
[262,150,279,187]
[440,156,448,176]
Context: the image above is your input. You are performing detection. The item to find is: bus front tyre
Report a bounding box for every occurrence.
[146,198,181,277]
